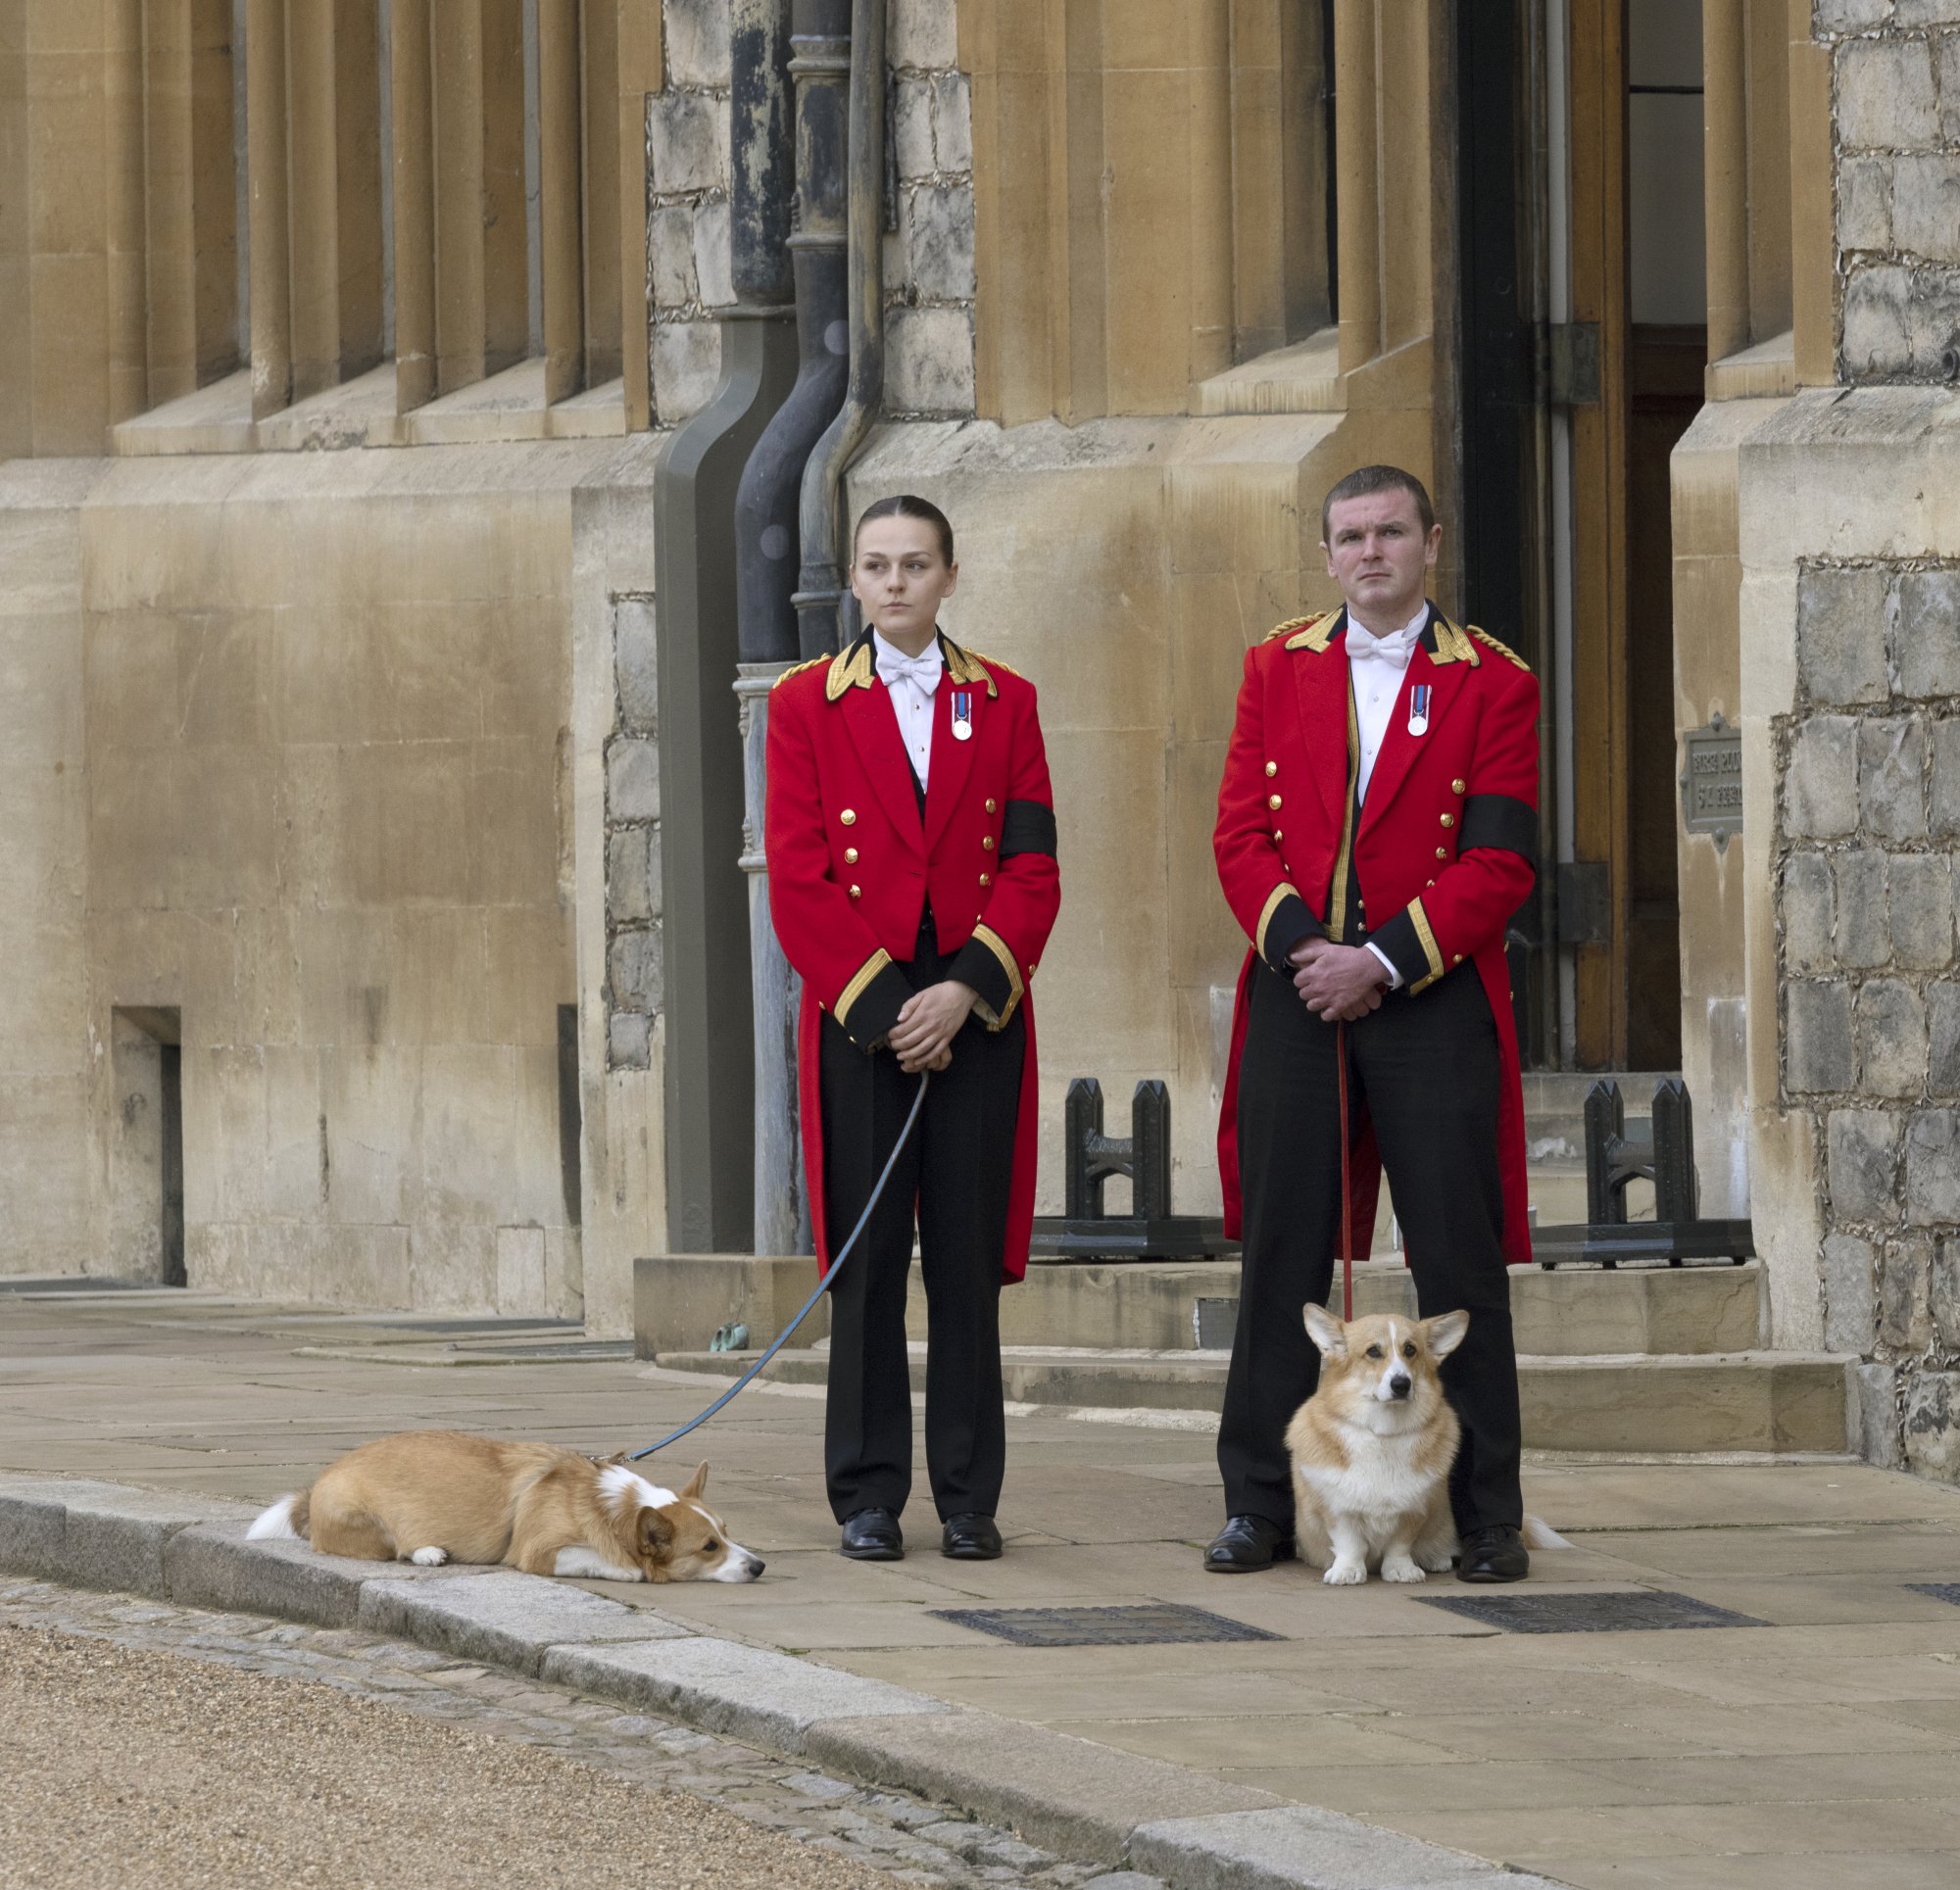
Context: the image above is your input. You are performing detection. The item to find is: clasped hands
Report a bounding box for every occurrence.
[1289,936,1388,1024]
[881,979,978,1073]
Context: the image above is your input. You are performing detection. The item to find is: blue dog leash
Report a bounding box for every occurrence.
[630,1069,930,1461]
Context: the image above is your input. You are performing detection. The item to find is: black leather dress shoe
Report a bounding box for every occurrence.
[840,1507,904,1561]
[1202,1514,1297,1574]
[1456,1523,1529,1583]
[941,1513,1003,1560]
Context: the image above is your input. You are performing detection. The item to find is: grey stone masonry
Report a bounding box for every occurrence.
[1778,554,1960,1481]
[606,591,663,1071]
[1823,12,1960,382]
[887,0,976,417]
[647,0,735,425]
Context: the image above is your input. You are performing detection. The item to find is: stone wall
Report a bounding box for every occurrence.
[645,0,977,422]
[603,597,663,1073]
[648,0,737,421]
[1779,556,1960,1477]
[1823,1,1960,381]
[887,0,977,417]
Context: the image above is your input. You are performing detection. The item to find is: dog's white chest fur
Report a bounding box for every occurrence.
[1298,1429,1437,1528]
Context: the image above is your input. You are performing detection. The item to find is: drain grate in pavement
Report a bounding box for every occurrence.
[1417,1589,1766,1633]
[931,1604,1282,1648]
[1907,1583,1960,1608]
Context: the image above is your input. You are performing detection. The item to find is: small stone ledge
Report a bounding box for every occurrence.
[359,1570,692,1674]
[538,1637,947,1751]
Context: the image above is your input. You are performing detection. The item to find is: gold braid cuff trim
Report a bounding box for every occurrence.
[835,949,896,1030]
[1257,882,1301,960]
[1408,899,1447,994]
[967,923,1024,1030]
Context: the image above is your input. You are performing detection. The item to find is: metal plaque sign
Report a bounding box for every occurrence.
[1681,715,1742,847]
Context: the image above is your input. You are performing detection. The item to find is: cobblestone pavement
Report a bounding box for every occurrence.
[0,1576,1153,1890]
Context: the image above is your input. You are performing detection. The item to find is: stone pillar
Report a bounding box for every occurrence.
[1333,0,1380,375]
[737,660,809,1257]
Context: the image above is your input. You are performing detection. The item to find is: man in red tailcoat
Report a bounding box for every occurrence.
[765,497,1059,1565]
[1207,464,1539,1583]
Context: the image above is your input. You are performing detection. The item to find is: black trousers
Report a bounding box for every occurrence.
[818,935,1025,1523]
[1220,957,1523,1535]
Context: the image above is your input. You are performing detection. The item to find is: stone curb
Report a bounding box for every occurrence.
[0,1475,1573,1890]
[1128,1807,1565,1890]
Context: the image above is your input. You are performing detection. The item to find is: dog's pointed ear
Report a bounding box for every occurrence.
[637,1506,675,1550]
[1426,1309,1470,1359]
[681,1462,709,1500]
[1302,1302,1347,1358]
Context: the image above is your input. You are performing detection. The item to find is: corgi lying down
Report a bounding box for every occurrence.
[248,1430,763,1583]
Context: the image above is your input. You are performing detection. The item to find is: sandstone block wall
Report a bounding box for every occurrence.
[1779,557,1960,1477]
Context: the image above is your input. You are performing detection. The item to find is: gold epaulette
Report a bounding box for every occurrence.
[1469,624,1531,672]
[1275,610,1340,652]
[769,655,827,693]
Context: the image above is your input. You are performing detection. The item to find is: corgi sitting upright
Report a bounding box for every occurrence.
[247,1430,763,1584]
[1285,1305,1468,1586]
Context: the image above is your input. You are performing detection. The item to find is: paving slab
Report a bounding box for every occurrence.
[358,1569,695,1673]
[537,1635,950,1750]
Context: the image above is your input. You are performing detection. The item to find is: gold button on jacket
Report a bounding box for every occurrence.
[840,808,857,826]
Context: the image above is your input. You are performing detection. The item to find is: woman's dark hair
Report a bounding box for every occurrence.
[853,493,955,565]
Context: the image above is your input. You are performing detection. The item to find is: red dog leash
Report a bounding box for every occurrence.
[1336,1018,1354,1320]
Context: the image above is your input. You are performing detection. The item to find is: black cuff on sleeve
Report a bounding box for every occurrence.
[1263,896,1323,975]
[1000,800,1057,858]
[1364,909,1433,990]
[948,936,1015,1018]
[841,963,913,1051]
[1459,793,1538,864]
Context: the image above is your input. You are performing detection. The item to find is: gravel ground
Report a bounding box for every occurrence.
[0,1624,892,1890]
[0,1579,1131,1890]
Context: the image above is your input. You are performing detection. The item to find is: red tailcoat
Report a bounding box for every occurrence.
[765,632,1060,1283]
[1214,605,1540,1266]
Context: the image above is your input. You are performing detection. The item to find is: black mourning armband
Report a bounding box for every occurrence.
[1458,794,1538,865]
[999,800,1057,859]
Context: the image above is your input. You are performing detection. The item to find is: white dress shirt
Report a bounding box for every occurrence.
[1347,605,1428,989]
[873,630,944,787]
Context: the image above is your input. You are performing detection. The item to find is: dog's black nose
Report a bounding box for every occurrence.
[1388,1376,1411,1399]
[750,1557,766,1576]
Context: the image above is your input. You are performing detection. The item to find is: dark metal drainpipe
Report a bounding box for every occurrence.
[733,0,853,1256]
[794,0,885,658]
[736,0,852,662]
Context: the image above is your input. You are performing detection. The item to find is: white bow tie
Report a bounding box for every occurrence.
[1348,624,1421,669]
[877,648,944,694]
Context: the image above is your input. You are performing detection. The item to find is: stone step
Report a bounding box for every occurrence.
[633,1253,1766,1359]
[919,1256,1765,1357]
[655,1345,1853,1457]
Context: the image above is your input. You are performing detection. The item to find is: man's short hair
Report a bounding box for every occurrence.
[1320,465,1436,543]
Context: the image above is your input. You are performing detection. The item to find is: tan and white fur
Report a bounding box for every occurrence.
[1285,1305,1468,1586]
[247,1430,763,1583]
